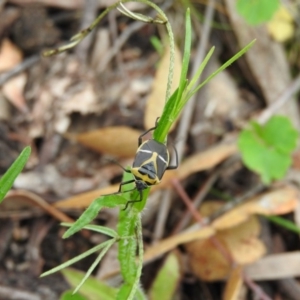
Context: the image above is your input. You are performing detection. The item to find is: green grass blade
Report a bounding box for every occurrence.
[41,240,115,277]
[73,239,115,294]
[0,146,31,203]
[266,216,300,234]
[191,40,256,96]
[176,8,191,106]
[186,46,215,94]
[61,223,118,238]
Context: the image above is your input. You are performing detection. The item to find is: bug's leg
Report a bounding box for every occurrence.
[138,117,160,146]
[123,189,143,210]
[166,144,179,170]
[110,179,137,210]
[116,179,136,192]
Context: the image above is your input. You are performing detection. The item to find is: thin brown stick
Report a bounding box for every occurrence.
[0,55,40,87]
[171,178,272,300]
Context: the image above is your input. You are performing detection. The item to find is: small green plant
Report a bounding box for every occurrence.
[236,0,280,25]
[238,115,298,184]
[0,146,31,203]
[41,1,255,298]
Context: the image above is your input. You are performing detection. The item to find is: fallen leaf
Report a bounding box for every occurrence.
[0,38,22,70]
[3,190,73,223]
[212,185,299,230]
[218,216,266,265]
[245,251,300,280]
[71,127,141,158]
[54,184,119,209]
[267,6,294,42]
[178,142,238,180]
[61,82,100,115]
[144,44,182,130]
[144,226,214,264]
[0,39,28,112]
[2,74,28,112]
[223,267,245,300]
[185,238,230,281]
[185,216,265,281]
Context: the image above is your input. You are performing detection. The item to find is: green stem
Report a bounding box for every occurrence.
[127,214,144,300]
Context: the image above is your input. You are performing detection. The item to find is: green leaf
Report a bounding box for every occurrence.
[61,268,117,300]
[63,195,128,238]
[261,116,298,154]
[60,290,87,300]
[0,146,31,203]
[41,240,115,277]
[61,223,118,238]
[238,116,298,184]
[266,216,300,234]
[153,8,191,143]
[73,240,115,294]
[148,253,180,300]
[236,0,279,25]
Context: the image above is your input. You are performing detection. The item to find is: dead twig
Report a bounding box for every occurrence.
[257,73,300,127]
[0,55,39,87]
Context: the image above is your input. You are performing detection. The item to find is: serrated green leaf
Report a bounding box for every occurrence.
[61,268,117,300]
[149,253,180,300]
[0,146,31,203]
[238,116,298,184]
[236,0,279,25]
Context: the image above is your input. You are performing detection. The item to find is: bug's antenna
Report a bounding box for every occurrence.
[106,158,131,173]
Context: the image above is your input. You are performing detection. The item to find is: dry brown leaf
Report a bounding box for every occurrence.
[218,216,266,264]
[185,217,265,281]
[72,127,141,158]
[144,44,182,130]
[54,184,119,209]
[185,205,266,281]
[245,251,300,280]
[144,226,214,264]
[185,238,230,281]
[0,39,28,112]
[212,185,299,230]
[2,74,28,112]
[0,39,22,70]
[3,190,73,223]
[223,267,245,300]
[178,142,238,180]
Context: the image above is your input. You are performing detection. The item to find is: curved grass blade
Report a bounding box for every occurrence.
[0,146,31,203]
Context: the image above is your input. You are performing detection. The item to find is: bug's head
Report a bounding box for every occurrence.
[135,180,148,191]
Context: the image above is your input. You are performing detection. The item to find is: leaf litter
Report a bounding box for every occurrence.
[1,1,300,299]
